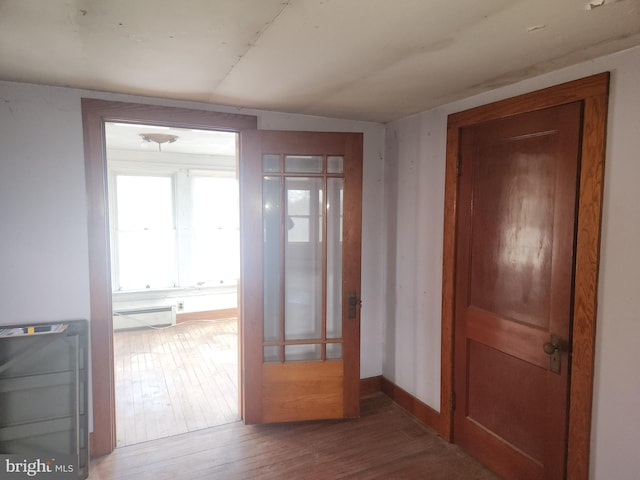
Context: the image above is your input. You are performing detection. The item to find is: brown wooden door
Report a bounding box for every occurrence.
[454,102,582,479]
[240,130,362,424]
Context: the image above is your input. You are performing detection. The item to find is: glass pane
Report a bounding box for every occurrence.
[287,189,310,215]
[287,187,310,243]
[285,155,322,173]
[118,231,175,289]
[285,177,323,341]
[327,156,344,174]
[116,175,175,290]
[264,346,280,363]
[285,344,321,361]
[326,178,344,338]
[263,176,282,342]
[191,177,239,286]
[326,343,342,360]
[288,217,310,243]
[263,154,280,173]
[116,176,173,230]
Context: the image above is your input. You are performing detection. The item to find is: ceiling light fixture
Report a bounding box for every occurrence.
[140,133,178,151]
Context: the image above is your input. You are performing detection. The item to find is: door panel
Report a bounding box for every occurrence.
[262,361,343,422]
[467,340,546,460]
[240,131,362,424]
[454,102,582,479]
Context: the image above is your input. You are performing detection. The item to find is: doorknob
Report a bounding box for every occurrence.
[543,335,562,374]
[543,341,559,355]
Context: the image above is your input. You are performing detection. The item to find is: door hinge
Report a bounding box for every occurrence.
[456,154,462,177]
[450,392,456,411]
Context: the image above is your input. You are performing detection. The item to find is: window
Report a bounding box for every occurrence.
[114,175,176,290]
[190,175,240,286]
[106,122,239,293]
[111,171,239,292]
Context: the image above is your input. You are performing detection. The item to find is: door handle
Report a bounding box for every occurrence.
[347,292,361,319]
[543,335,562,374]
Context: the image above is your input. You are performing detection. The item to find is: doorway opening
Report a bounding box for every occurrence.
[82,98,257,456]
[105,122,240,446]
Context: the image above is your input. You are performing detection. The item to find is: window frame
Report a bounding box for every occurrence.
[107,161,240,294]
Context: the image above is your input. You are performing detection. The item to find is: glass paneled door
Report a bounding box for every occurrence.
[240,131,363,423]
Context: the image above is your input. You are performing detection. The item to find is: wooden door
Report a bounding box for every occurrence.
[454,102,582,479]
[240,131,362,424]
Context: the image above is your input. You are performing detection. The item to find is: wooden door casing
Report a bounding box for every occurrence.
[81,99,258,456]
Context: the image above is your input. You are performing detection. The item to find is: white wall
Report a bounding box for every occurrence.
[0,81,385,379]
[0,85,91,323]
[383,45,640,479]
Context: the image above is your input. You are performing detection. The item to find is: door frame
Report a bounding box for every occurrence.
[81,99,257,457]
[439,72,609,480]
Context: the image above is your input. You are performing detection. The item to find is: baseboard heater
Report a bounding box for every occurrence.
[113,306,176,331]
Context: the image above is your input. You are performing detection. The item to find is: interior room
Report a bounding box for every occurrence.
[1,1,639,479]
[106,123,240,446]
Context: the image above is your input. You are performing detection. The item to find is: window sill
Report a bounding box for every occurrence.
[112,283,237,301]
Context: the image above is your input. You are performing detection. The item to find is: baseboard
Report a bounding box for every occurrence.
[359,376,441,433]
[176,308,238,323]
[380,377,441,433]
[360,375,383,398]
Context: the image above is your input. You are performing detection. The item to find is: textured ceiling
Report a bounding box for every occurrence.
[1,0,639,122]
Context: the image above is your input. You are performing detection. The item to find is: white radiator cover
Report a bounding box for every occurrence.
[112,306,176,331]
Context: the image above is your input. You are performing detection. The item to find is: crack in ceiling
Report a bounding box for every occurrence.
[0,0,639,122]
[212,1,292,97]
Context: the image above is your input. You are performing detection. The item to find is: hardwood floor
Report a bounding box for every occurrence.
[114,318,239,447]
[90,394,497,479]
[108,320,497,478]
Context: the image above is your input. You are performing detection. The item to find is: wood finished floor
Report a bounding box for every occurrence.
[114,319,239,447]
[90,394,497,480]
